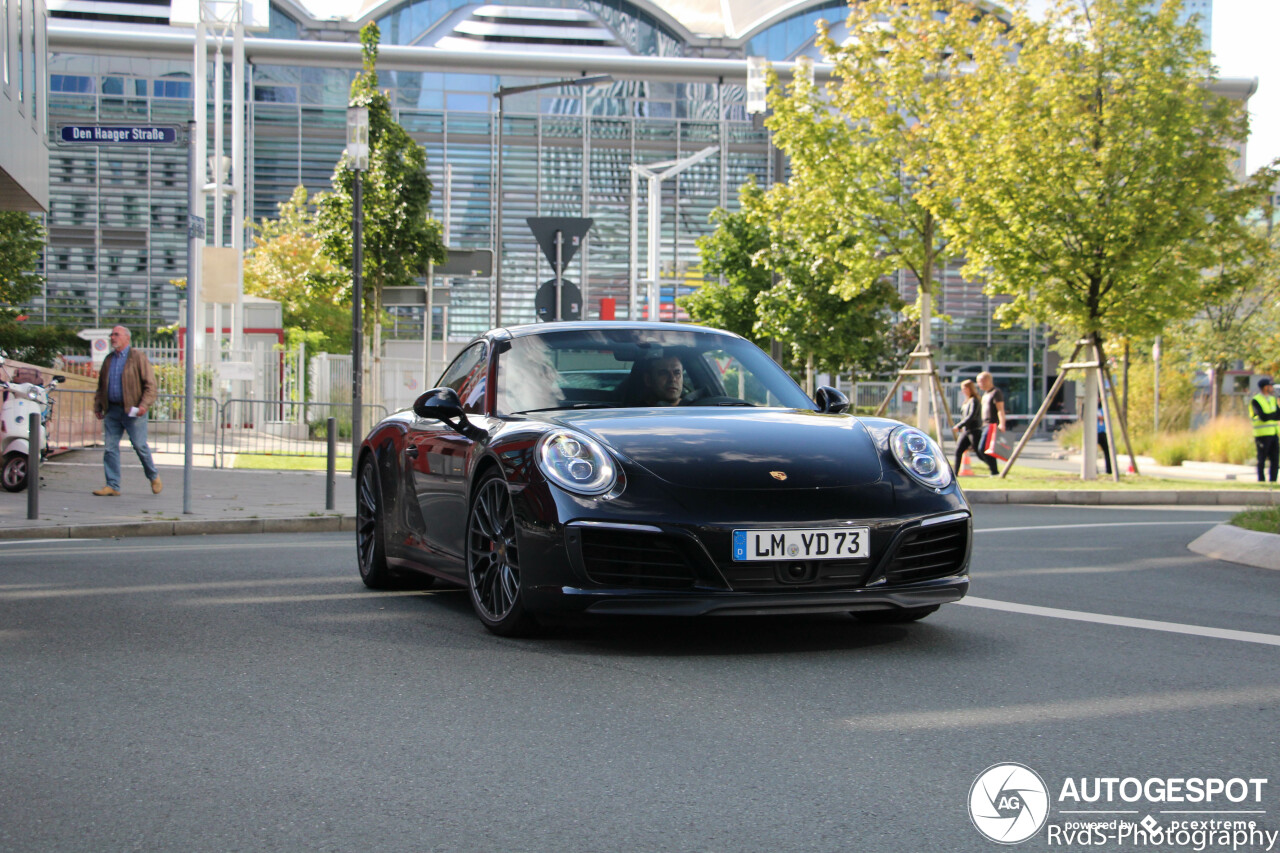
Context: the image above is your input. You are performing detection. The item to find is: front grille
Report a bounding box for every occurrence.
[720,560,872,591]
[579,528,698,589]
[881,520,968,584]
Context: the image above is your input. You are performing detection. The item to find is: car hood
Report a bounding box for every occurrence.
[539,408,885,490]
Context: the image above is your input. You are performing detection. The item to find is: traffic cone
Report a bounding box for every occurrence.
[958,451,974,476]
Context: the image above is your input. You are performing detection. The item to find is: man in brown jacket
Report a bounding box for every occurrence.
[92,325,161,496]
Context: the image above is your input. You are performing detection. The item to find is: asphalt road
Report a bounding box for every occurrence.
[1,506,1277,853]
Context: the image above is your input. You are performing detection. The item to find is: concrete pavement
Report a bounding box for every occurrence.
[0,449,354,539]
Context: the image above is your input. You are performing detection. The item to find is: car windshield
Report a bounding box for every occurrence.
[496,327,815,414]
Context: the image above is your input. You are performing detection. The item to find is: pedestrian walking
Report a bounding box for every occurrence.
[91,325,162,496]
[1250,376,1279,483]
[954,379,998,476]
[976,371,1007,475]
[1097,409,1112,475]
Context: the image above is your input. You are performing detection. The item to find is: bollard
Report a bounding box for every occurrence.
[27,415,39,520]
[326,416,336,511]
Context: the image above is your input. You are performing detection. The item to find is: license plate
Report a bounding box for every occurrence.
[731,527,870,562]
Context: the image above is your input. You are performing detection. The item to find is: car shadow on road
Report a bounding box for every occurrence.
[527,612,960,657]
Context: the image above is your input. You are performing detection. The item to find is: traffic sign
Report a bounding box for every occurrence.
[58,125,181,145]
[535,279,582,322]
[526,217,593,272]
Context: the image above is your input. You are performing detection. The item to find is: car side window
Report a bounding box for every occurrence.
[438,342,488,414]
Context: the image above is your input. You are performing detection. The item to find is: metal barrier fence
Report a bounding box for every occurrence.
[45,390,385,468]
[47,389,221,463]
[219,399,389,464]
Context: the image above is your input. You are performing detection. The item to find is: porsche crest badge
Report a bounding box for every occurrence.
[769,471,787,481]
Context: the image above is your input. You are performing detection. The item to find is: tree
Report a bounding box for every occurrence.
[1178,181,1280,416]
[0,211,45,320]
[683,178,905,383]
[761,0,997,417]
[244,185,350,352]
[315,22,445,333]
[932,0,1258,346]
[684,180,775,349]
[929,0,1266,475]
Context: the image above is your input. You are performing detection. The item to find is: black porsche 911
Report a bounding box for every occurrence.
[356,321,970,636]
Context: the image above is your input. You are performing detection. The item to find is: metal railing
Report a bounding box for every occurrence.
[218,399,389,464]
[45,390,385,468]
[46,389,220,462]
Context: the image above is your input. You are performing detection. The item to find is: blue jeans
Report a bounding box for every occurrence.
[103,403,158,489]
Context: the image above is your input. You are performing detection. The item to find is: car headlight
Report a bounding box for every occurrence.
[536,430,618,496]
[890,426,953,490]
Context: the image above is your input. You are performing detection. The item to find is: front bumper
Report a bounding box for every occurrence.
[536,574,968,617]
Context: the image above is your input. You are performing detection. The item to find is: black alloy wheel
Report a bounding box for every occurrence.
[466,471,537,636]
[852,605,940,624]
[356,456,393,589]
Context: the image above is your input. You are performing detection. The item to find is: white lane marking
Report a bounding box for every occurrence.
[0,538,99,546]
[180,590,442,605]
[975,520,1224,534]
[0,576,352,601]
[958,596,1280,647]
[0,538,343,558]
[842,685,1280,731]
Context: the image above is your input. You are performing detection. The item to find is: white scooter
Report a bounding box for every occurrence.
[0,356,65,492]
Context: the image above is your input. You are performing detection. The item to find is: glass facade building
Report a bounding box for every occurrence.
[30,0,1225,415]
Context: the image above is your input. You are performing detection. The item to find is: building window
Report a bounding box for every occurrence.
[52,74,96,93]
[254,85,298,103]
[153,79,193,99]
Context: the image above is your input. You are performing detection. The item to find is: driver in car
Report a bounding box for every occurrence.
[640,355,685,406]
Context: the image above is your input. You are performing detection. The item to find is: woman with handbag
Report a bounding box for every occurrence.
[954,379,998,476]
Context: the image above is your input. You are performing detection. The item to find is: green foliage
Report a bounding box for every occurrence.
[149,363,216,420]
[762,0,994,318]
[315,22,446,328]
[1231,507,1280,534]
[308,415,352,441]
[1147,417,1253,467]
[931,0,1259,345]
[0,211,45,319]
[245,185,351,353]
[0,320,81,366]
[682,179,906,378]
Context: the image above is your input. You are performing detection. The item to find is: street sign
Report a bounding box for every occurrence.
[535,279,582,322]
[526,217,593,272]
[58,125,181,145]
[436,248,494,278]
[188,215,206,239]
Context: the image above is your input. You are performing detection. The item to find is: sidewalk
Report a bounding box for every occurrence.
[0,449,354,539]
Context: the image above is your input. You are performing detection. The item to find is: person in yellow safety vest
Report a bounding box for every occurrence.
[1249,376,1280,482]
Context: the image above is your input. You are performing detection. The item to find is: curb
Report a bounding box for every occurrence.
[0,515,356,540]
[963,490,1280,506]
[1188,524,1280,571]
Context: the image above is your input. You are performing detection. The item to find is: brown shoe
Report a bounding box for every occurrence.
[93,485,121,497]
[151,477,163,495]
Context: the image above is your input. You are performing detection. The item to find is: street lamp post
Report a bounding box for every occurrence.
[347,106,369,473]
[493,74,610,327]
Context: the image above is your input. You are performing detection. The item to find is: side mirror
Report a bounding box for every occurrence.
[412,387,486,441]
[814,386,850,415]
[52,376,65,384]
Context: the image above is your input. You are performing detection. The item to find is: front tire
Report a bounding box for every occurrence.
[852,605,939,624]
[356,455,394,589]
[466,471,538,637]
[2,453,27,492]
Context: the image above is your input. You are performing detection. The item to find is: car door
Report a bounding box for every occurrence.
[406,342,489,565]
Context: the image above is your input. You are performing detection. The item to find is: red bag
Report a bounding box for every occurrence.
[983,424,1013,461]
